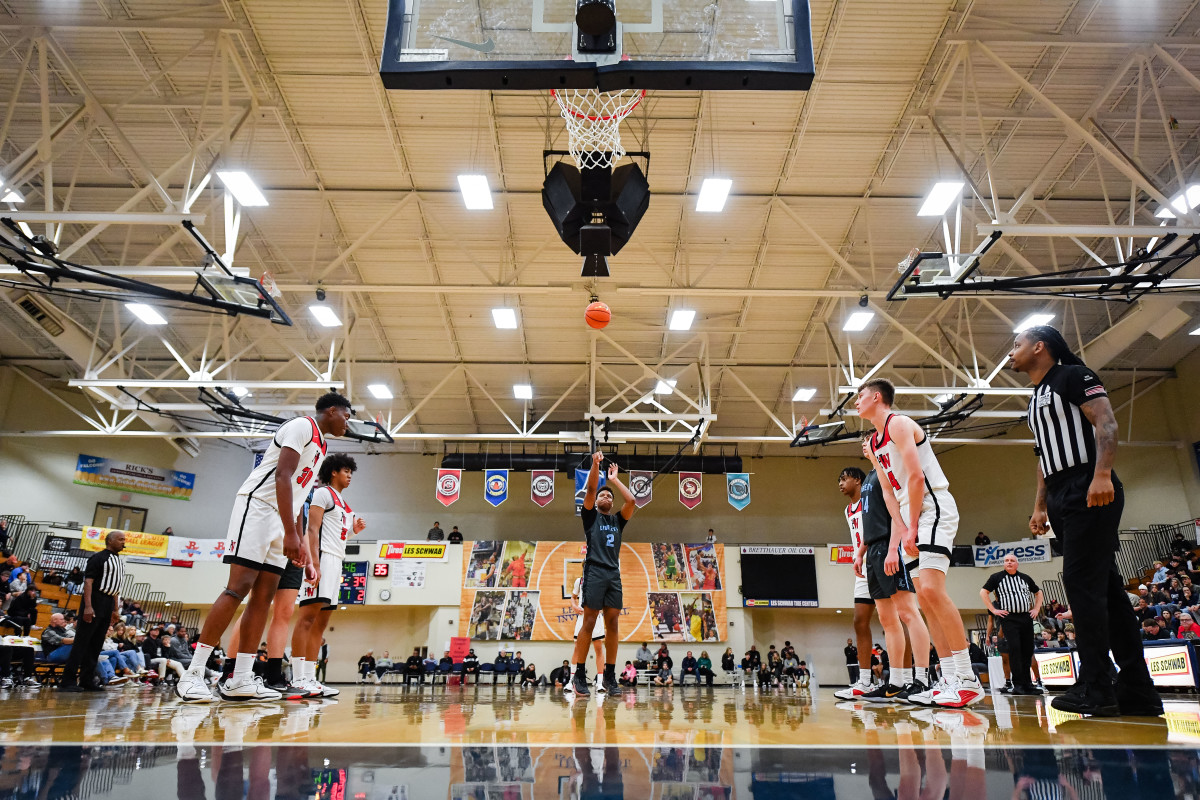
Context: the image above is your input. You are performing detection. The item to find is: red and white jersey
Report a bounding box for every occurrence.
[868,413,950,514]
[845,498,864,550]
[310,485,354,561]
[237,416,327,516]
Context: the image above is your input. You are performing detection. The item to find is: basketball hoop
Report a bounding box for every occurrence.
[551,88,645,170]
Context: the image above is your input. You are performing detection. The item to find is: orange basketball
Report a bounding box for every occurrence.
[585,301,611,329]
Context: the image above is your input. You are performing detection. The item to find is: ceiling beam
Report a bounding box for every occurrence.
[6,212,205,225]
[67,379,343,390]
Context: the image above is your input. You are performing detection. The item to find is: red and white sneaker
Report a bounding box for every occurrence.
[833,678,874,700]
[933,675,984,708]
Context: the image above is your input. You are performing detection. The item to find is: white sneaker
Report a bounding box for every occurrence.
[317,680,340,698]
[833,679,873,701]
[934,708,990,743]
[596,674,608,694]
[175,672,216,704]
[905,680,938,707]
[218,674,283,702]
[934,675,985,708]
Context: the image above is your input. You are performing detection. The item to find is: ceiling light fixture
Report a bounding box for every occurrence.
[492,307,518,329]
[367,384,393,400]
[215,171,269,207]
[654,379,678,394]
[0,176,24,204]
[458,175,493,210]
[917,181,965,217]
[513,384,533,400]
[1155,184,1200,219]
[792,387,817,402]
[1190,325,1200,336]
[126,303,167,325]
[230,386,250,398]
[308,304,342,327]
[695,178,732,213]
[668,309,696,331]
[843,311,874,332]
[1014,312,1054,333]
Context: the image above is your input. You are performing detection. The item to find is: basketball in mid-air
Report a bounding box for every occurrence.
[585,301,611,329]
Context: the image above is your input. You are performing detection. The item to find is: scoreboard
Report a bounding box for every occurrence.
[338,561,368,605]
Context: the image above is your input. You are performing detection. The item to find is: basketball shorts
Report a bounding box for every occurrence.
[865,540,915,600]
[907,488,959,575]
[278,560,305,592]
[574,610,606,641]
[300,553,342,610]
[853,574,875,605]
[224,495,287,575]
[581,563,622,610]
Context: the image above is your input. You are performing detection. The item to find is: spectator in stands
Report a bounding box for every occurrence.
[462,649,480,683]
[766,649,784,687]
[1172,532,1191,557]
[110,623,145,673]
[7,565,28,595]
[1134,598,1156,624]
[653,661,674,686]
[870,644,888,683]
[1153,562,1169,584]
[619,661,638,687]
[41,613,74,662]
[403,649,424,686]
[781,652,799,685]
[1142,619,1170,641]
[427,521,444,541]
[655,645,673,672]
[549,660,571,688]
[696,651,715,686]
[448,526,464,544]
[438,650,454,677]
[162,527,174,536]
[745,645,762,671]
[358,651,376,682]
[781,641,796,661]
[721,647,736,674]
[634,642,653,670]
[141,626,184,682]
[422,652,437,674]
[1161,610,1179,637]
[4,586,38,635]
[375,650,394,683]
[41,570,63,587]
[0,519,9,552]
[64,567,83,595]
[680,651,698,683]
[100,628,139,679]
[974,531,990,546]
[796,661,812,689]
[316,639,329,683]
[1179,612,1199,638]
[519,662,541,687]
[757,656,776,690]
[0,643,37,688]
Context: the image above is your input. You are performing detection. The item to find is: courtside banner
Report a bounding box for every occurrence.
[972,539,1052,567]
[436,468,461,507]
[829,545,856,564]
[74,454,195,501]
[726,473,750,511]
[166,538,227,563]
[679,472,703,510]
[377,541,449,561]
[741,545,816,555]
[484,469,509,507]
[629,470,654,508]
[1034,650,1079,686]
[530,470,555,507]
[81,526,168,558]
[1144,642,1198,688]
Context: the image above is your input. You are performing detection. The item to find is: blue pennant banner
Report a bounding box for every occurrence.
[484,469,509,507]
[726,473,751,511]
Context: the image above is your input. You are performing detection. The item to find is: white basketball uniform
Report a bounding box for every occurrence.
[572,576,606,641]
[225,416,327,573]
[300,484,354,608]
[868,413,960,573]
[844,498,873,603]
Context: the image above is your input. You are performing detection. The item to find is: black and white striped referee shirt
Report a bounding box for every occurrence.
[982,569,1040,614]
[1026,363,1108,480]
[84,548,124,598]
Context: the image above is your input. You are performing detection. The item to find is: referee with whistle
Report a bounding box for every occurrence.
[981,553,1042,695]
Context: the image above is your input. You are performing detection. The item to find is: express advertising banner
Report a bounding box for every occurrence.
[973,539,1052,567]
[74,454,195,500]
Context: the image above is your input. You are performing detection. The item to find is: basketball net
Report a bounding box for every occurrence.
[551,88,645,170]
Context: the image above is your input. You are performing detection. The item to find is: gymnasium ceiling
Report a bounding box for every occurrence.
[0,0,1199,456]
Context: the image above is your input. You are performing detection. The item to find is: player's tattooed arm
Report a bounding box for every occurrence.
[1080,396,1118,507]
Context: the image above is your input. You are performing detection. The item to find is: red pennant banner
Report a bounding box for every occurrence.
[679,472,703,510]
[530,470,555,507]
[436,468,461,507]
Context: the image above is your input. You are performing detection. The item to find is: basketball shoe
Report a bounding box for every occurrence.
[833,677,874,701]
[175,672,216,704]
[218,673,283,702]
[933,674,985,708]
[564,669,590,697]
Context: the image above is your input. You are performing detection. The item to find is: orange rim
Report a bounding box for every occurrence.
[550,88,646,122]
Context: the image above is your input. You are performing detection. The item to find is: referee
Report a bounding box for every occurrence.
[980,553,1043,695]
[1010,325,1161,717]
[60,530,125,691]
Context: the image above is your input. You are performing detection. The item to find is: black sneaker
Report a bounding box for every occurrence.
[603,676,620,695]
[999,680,1014,695]
[862,683,905,703]
[1116,681,1164,717]
[1011,684,1043,696]
[566,671,591,697]
[1050,684,1119,717]
[896,680,928,704]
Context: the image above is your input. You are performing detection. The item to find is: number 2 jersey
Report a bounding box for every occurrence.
[580,506,626,569]
[309,485,355,561]
[238,416,328,517]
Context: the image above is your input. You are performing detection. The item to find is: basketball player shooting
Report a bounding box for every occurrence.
[565,451,635,698]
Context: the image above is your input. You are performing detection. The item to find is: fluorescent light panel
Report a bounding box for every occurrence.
[917,181,964,217]
[367,384,393,399]
[308,304,342,327]
[1014,312,1054,333]
[492,307,518,329]
[792,387,817,402]
[513,383,533,400]
[231,386,250,397]
[843,311,874,332]
[1155,184,1200,219]
[458,175,493,210]
[668,309,696,330]
[126,303,167,325]
[215,171,268,207]
[1190,325,1200,336]
[1,190,23,203]
[695,178,732,212]
[654,379,678,395]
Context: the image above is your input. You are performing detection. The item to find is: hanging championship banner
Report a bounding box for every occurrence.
[574,468,606,516]
[436,468,462,507]
[629,470,654,508]
[679,472,703,510]
[530,470,555,507]
[484,469,509,507]
[726,473,750,511]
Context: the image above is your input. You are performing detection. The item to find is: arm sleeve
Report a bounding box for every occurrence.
[981,573,1001,592]
[1063,365,1107,406]
[275,417,314,453]
[1023,574,1041,594]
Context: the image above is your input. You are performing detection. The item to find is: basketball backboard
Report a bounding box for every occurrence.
[380,0,814,90]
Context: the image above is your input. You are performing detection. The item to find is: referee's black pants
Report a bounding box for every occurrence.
[998,612,1035,688]
[62,594,113,688]
[1049,469,1153,693]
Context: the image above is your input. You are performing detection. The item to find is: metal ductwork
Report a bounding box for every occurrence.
[440,452,742,474]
